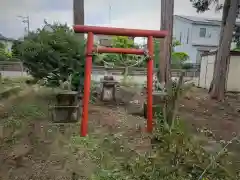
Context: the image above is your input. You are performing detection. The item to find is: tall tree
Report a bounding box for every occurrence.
[159,0,174,86]
[191,0,240,101]
[160,0,174,83]
[73,0,84,40]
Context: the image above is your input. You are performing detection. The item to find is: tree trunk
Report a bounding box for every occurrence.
[209,0,231,94]
[209,0,239,101]
[123,66,129,83]
[219,0,231,44]
[159,0,174,85]
[73,0,84,41]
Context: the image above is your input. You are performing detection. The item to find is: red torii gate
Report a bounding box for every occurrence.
[73,25,168,136]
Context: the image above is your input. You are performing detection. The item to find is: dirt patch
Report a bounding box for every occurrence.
[179,87,240,141]
[0,86,151,180]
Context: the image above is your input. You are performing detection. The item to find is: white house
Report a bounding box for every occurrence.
[173,15,239,63]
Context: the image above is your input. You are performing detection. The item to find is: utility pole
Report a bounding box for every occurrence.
[159,0,174,85]
[109,0,112,24]
[18,15,30,36]
[73,0,84,41]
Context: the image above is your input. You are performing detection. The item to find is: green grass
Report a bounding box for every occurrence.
[0,77,33,98]
[79,134,238,180]
[64,116,240,180]
[0,87,51,143]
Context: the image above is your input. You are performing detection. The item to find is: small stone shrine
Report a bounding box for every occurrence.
[100,75,118,102]
[50,91,81,123]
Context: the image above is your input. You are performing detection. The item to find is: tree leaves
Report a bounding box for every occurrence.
[95,36,144,68]
[15,22,85,89]
[153,38,189,68]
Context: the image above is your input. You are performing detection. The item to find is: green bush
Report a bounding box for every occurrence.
[182,63,194,70]
[0,42,11,61]
[71,71,84,92]
[14,21,85,91]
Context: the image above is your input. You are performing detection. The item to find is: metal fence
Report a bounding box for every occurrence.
[92,65,200,77]
[0,61,200,79]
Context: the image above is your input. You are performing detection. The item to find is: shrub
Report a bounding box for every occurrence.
[14,22,85,91]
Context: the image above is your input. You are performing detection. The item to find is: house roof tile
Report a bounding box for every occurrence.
[175,15,240,26]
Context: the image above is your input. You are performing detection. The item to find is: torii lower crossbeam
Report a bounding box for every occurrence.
[73,25,168,136]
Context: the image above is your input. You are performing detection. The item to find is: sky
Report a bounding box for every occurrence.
[0,0,223,41]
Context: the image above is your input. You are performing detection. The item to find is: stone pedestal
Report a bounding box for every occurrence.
[50,91,81,123]
[144,92,167,118]
[100,76,118,102]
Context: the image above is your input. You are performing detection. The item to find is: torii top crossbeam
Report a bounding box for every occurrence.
[73,25,168,38]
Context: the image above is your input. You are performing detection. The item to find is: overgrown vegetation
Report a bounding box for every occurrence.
[69,115,240,179]
[0,77,29,99]
[0,42,12,61]
[86,124,239,180]
[12,21,85,91]
[67,79,240,180]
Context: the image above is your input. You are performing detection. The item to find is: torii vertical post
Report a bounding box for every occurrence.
[73,25,168,136]
[147,36,154,132]
[81,32,94,136]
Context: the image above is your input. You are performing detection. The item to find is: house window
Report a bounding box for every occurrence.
[179,32,182,43]
[199,28,206,37]
[186,28,189,44]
